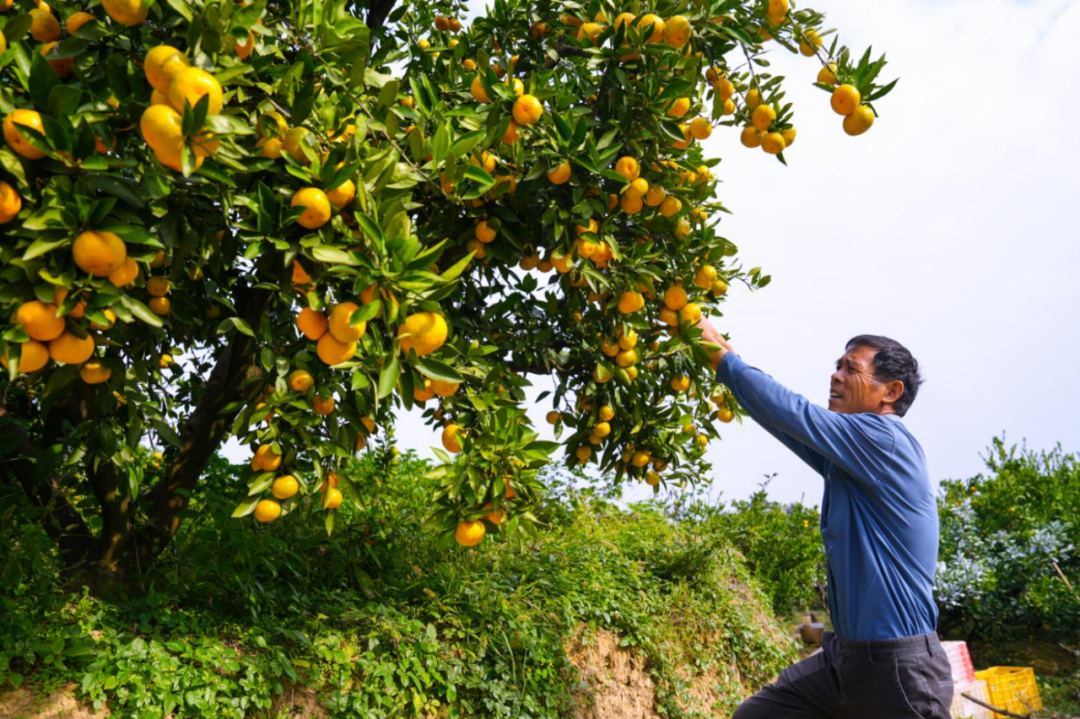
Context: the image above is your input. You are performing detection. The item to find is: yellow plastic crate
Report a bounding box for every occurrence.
[973,667,1041,717]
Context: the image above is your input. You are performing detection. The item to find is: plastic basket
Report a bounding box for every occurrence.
[942,641,976,683]
[974,667,1042,717]
[950,679,992,719]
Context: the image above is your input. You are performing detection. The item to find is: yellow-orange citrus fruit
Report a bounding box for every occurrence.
[442,423,463,453]
[430,379,459,397]
[253,499,280,522]
[689,117,712,140]
[0,181,22,224]
[843,105,875,136]
[40,42,73,77]
[455,520,485,546]
[317,333,356,365]
[617,291,644,314]
[49,332,95,364]
[72,230,126,277]
[296,308,328,340]
[659,196,682,217]
[670,375,690,392]
[66,11,95,34]
[141,104,183,156]
[818,64,838,86]
[831,84,860,116]
[168,67,223,115]
[3,340,49,373]
[712,279,729,296]
[741,127,763,148]
[663,285,688,310]
[546,410,561,425]
[644,184,666,207]
[101,0,147,25]
[470,75,490,103]
[502,120,519,145]
[90,309,117,331]
[666,97,690,118]
[254,444,282,471]
[282,127,311,164]
[482,503,504,525]
[615,156,640,181]
[547,162,571,184]
[694,265,717,289]
[327,179,356,210]
[271,475,299,500]
[144,45,188,93]
[475,220,497,243]
[751,104,776,132]
[620,194,643,214]
[671,123,692,150]
[616,349,637,367]
[575,445,592,461]
[290,187,331,229]
[287,369,314,392]
[146,275,170,297]
[313,395,335,415]
[79,360,112,384]
[717,406,735,423]
[323,487,343,509]
[398,312,448,356]
[781,127,797,147]
[328,302,365,343]
[413,378,435,402]
[746,89,762,109]
[148,297,170,315]
[512,94,542,126]
[617,330,637,350]
[761,132,786,154]
[663,15,690,47]
[800,29,823,56]
[256,137,283,158]
[15,301,66,342]
[29,8,60,42]
[107,256,139,287]
[576,21,603,45]
[637,14,665,43]
[680,302,702,324]
[4,109,47,160]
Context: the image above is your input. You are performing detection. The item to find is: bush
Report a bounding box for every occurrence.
[1,450,796,718]
[937,438,1080,639]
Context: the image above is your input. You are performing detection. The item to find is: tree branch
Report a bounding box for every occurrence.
[365,0,398,30]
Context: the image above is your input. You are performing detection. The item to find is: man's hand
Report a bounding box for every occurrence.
[699,317,736,371]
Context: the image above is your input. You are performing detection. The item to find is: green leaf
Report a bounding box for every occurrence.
[28,52,60,113]
[118,295,164,328]
[377,353,400,399]
[311,246,358,265]
[231,496,260,518]
[448,130,483,159]
[463,166,493,186]
[432,123,450,166]
[22,236,69,261]
[85,174,145,208]
[218,317,255,337]
[417,358,464,383]
[2,14,33,42]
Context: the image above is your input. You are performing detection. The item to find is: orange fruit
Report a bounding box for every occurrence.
[644,184,666,207]
[694,265,717,289]
[663,15,690,47]
[761,132,786,154]
[470,75,490,103]
[712,279,729,296]
[637,13,665,43]
[3,340,49,373]
[40,42,73,77]
[442,423,463,453]
[751,105,776,132]
[502,120,519,145]
[4,109,47,160]
[49,332,95,364]
[576,21,603,45]
[666,97,690,118]
[615,349,637,367]
[235,30,255,59]
[614,156,640,181]
[29,8,60,42]
[547,162,571,184]
[575,445,592,461]
[253,499,280,522]
[670,375,690,392]
[620,194,643,214]
[90,308,117,331]
[746,89,762,109]
[296,308,328,340]
[398,312,448,356]
[287,369,314,392]
[800,29,823,56]
[0,181,22,224]
[65,11,95,34]
[740,127,763,148]
[430,379,459,397]
[613,12,635,30]
[671,123,692,150]
[281,127,311,164]
[144,45,188,93]
[148,297,170,315]
[326,179,355,210]
[689,117,712,140]
[72,230,127,277]
[717,407,734,423]
[328,302,365,343]
[831,84,860,116]
[79,360,112,384]
[475,220,497,243]
[317,333,356,365]
[290,187,331,229]
[108,256,139,287]
[663,285,688,310]
[680,302,702,324]
[482,503,504,525]
[140,104,184,156]
[15,301,65,342]
[659,196,682,217]
[818,64,838,86]
[843,105,875,136]
[101,0,147,26]
[271,475,299,500]
[323,487,343,509]
[454,520,485,546]
[617,291,644,314]
[254,444,282,471]
[312,395,335,415]
[168,67,223,115]
[146,275,170,296]
[781,127,797,147]
[512,94,542,126]
[53,289,86,319]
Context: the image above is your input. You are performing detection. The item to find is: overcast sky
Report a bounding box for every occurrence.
[220,0,1080,508]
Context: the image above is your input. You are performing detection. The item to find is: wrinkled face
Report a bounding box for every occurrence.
[828,345,893,415]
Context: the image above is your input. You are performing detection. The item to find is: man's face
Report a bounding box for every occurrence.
[828,345,890,414]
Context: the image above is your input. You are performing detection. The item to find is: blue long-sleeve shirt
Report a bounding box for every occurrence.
[716,352,939,641]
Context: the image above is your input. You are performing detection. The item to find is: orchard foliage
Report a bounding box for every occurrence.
[0,0,895,568]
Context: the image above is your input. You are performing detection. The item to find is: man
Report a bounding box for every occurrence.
[699,319,953,719]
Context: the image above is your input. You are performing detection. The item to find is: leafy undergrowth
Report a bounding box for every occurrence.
[0,451,796,719]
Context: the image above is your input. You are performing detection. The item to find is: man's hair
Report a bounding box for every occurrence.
[845,335,923,417]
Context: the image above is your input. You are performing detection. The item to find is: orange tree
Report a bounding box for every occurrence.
[0,0,894,576]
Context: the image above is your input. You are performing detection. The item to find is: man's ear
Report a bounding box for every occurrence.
[883,380,905,407]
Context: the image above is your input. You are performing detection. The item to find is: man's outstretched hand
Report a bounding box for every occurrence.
[699,317,736,371]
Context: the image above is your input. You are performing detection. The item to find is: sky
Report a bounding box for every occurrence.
[223,0,1080,508]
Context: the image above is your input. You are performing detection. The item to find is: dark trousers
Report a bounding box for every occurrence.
[733,631,954,719]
